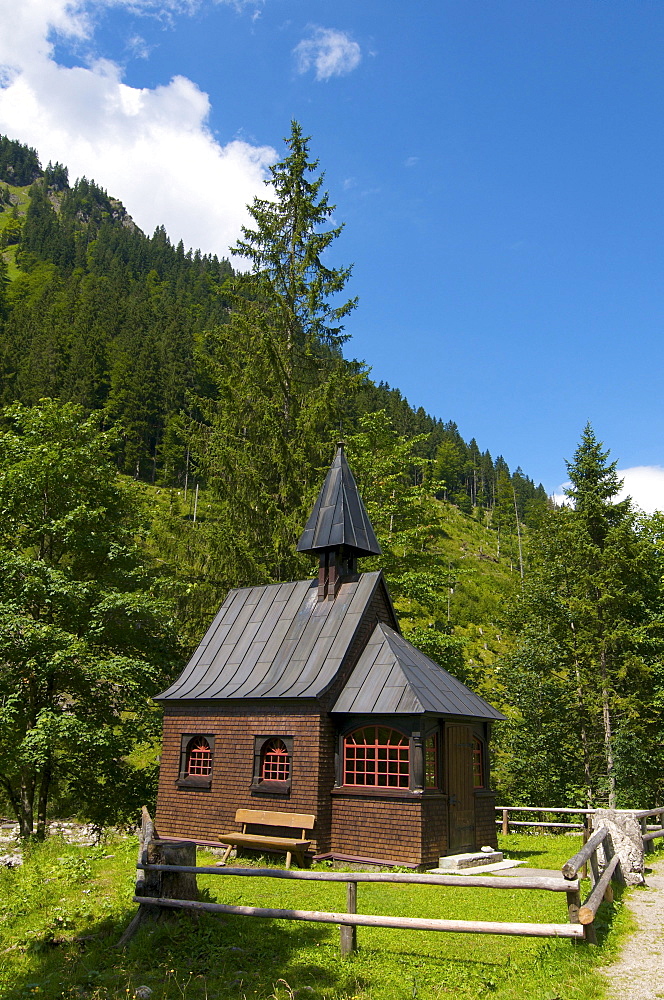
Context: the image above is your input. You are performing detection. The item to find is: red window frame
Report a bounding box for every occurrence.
[261,738,290,782]
[186,737,213,777]
[472,736,484,788]
[343,726,410,788]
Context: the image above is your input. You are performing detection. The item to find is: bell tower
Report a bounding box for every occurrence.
[297,443,382,600]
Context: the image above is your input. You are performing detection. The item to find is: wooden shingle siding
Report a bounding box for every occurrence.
[155,702,325,850]
[474,790,499,849]
[330,793,424,866]
[421,796,449,865]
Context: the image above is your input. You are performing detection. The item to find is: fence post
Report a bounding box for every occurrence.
[502,808,509,836]
[566,887,581,926]
[581,817,590,879]
[340,881,357,956]
[640,816,654,855]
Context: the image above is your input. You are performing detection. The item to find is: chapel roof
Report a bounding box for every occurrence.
[155,571,393,702]
[331,623,506,720]
[297,443,382,558]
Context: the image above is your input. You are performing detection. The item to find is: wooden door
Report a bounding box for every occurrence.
[445,725,475,854]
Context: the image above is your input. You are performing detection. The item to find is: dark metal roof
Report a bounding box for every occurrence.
[331,623,506,720]
[297,444,382,558]
[155,571,386,702]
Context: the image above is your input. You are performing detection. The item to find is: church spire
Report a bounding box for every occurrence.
[297,443,381,600]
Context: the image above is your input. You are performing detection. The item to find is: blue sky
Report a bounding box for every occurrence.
[1,0,663,507]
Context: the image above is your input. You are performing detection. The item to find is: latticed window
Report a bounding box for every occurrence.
[261,738,291,782]
[472,736,484,788]
[424,732,438,788]
[344,726,410,788]
[186,737,213,776]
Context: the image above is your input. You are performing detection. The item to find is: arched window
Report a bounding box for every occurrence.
[472,736,484,788]
[251,736,293,794]
[186,737,213,776]
[261,738,291,782]
[177,734,215,787]
[343,726,410,788]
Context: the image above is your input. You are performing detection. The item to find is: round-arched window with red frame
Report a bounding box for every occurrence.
[260,738,291,783]
[186,737,213,777]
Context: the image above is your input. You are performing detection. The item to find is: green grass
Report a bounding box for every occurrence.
[0,832,640,1000]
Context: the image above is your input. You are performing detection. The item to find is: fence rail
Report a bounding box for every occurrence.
[496,806,595,835]
[118,808,605,952]
[121,805,664,952]
[496,804,664,855]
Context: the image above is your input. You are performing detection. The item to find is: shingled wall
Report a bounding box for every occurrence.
[155,701,327,850]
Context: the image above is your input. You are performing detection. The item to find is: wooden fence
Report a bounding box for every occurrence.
[496,805,594,836]
[496,804,664,854]
[634,807,664,853]
[119,810,629,951]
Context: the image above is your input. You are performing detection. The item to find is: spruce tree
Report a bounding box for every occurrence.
[232,119,357,358]
[499,425,664,808]
[189,123,363,598]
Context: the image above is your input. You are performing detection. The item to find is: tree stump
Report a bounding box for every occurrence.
[117,807,198,947]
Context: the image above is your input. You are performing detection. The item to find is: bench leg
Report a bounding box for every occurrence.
[285,851,292,869]
[221,843,233,864]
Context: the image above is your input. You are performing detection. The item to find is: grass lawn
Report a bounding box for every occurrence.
[0,832,639,1000]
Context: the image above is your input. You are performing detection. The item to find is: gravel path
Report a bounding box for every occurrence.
[602,856,664,1000]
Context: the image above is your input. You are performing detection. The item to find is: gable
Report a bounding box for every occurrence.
[331,623,505,720]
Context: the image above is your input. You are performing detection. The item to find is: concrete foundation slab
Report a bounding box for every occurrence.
[436,850,504,870]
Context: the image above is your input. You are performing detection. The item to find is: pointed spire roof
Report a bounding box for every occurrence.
[297,443,382,558]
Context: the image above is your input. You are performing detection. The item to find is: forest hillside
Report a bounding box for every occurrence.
[2,129,661,832]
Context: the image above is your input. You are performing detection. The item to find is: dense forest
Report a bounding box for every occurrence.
[1,128,662,835]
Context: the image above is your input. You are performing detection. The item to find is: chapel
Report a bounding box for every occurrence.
[154,444,504,866]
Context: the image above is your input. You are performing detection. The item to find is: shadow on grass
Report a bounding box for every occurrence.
[2,903,341,1000]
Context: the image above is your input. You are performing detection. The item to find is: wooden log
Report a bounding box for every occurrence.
[148,841,198,903]
[134,896,584,938]
[583,922,598,945]
[566,888,581,924]
[340,881,357,956]
[562,827,608,879]
[502,808,509,836]
[495,806,595,815]
[589,848,600,888]
[578,854,621,925]
[117,806,160,949]
[138,864,577,893]
[640,817,654,855]
[642,829,664,843]
[633,807,664,819]
[581,823,589,879]
[496,820,584,830]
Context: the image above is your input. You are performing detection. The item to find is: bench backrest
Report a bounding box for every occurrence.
[235,809,315,831]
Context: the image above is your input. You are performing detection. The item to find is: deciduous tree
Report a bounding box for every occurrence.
[0,400,180,837]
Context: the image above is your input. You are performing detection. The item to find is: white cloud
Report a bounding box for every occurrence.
[294,27,361,82]
[616,466,664,514]
[404,156,419,168]
[0,0,275,257]
[554,466,664,515]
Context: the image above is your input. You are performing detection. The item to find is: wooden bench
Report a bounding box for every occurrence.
[218,809,315,868]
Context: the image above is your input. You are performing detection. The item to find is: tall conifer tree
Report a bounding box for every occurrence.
[499,424,664,807]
